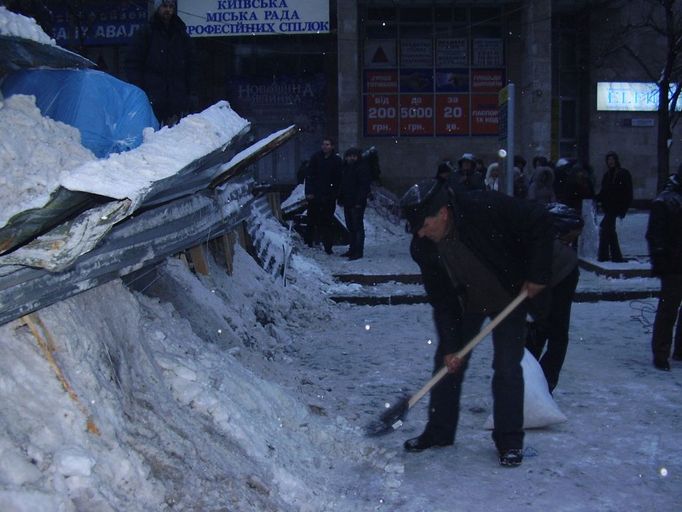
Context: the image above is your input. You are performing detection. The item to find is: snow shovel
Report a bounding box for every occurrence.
[365,289,529,437]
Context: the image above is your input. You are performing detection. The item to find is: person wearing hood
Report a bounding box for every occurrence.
[399,179,554,467]
[646,165,682,371]
[451,153,485,191]
[484,162,502,192]
[595,151,633,262]
[125,0,198,126]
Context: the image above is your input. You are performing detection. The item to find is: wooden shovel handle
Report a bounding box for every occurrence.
[408,290,529,408]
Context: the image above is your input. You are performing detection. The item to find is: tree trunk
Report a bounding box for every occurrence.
[657,83,671,192]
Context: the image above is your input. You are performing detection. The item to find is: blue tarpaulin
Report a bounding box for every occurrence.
[2,68,158,157]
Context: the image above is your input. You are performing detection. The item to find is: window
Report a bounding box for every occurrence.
[362,5,505,138]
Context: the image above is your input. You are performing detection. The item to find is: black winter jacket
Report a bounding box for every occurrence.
[596,153,633,218]
[411,189,555,353]
[125,13,197,122]
[646,176,682,277]
[304,151,342,202]
[338,159,372,208]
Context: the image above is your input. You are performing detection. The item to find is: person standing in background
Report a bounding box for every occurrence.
[596,151,633,262]
[303,137,342,254]
[125,0,198,126]
[646,165,682,371]
[338,147,372,260]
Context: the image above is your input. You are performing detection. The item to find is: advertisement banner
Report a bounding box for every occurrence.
[400,94,434,136]
[472,38,503,67]
[400,39,433,67]
[435,69,469,93]
[471,69,505,93]
[364,70,399,94]
[435,94,469,136]
[436,38,468,67]
[178,0,330,37]
[364,95,399,136]
[364,40,397,68]
[596,82,681,111]
[400,69,434,93]
[471,94,499,135]
[52,4,147,46]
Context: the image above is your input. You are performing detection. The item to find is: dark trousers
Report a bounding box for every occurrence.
[526,267,579,392]
[598,212,623,261]
[651,275,682,362]
[425,303,527,452]
[305,199,336,252]
[343,205,366,257]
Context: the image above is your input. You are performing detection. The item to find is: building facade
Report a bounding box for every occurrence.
[41,0,681,199]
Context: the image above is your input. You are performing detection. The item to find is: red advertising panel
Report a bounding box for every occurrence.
[471,94,499,135]
[365,94,399,136]
[471,69,505,93]
[400,95,434,136]
[435,94,469,135]
[364,70,399,94]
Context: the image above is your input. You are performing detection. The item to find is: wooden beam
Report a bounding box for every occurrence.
[267,192,283,222]
[188,245,209,275]
[221,234,235,275]
[22,313,100,435]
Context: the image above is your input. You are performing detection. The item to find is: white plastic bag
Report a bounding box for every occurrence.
[484,348,567,429]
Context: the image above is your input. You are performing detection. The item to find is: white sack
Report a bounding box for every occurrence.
[484,348,567,429]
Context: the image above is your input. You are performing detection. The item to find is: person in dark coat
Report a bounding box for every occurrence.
[451,153,485,191]
[596,151,633,262]
[526,203,583,392]
[124,0,198,126]
[646,165,682,371]
[338,147,372,260]
[303,137,342,254]
[399,179,554,467]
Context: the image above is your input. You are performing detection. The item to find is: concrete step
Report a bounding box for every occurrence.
[330,289,658,306]
[331,269,658,306]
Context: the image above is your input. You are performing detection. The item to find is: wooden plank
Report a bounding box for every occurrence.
[222,234,235,275]
[22,313,100,435]
[188,245,209,275]
[268,192,283,222]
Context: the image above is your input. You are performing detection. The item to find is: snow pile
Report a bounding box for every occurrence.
[0,6,55,45]
[0,94,96,227]
[0,241,398,511]
[60,101,250,205]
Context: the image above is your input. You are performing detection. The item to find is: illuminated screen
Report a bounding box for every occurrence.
[597,82,679,111]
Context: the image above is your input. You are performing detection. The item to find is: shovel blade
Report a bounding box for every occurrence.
[364,395,411,437]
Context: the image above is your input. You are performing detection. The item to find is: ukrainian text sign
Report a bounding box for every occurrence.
[178,0,330,37]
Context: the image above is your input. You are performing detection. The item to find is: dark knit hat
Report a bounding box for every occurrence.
[400,179,451,234]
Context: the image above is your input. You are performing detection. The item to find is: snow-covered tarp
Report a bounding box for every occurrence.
[2,68,159,157]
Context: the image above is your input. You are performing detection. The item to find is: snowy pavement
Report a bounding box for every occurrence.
[266,205,681,511]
